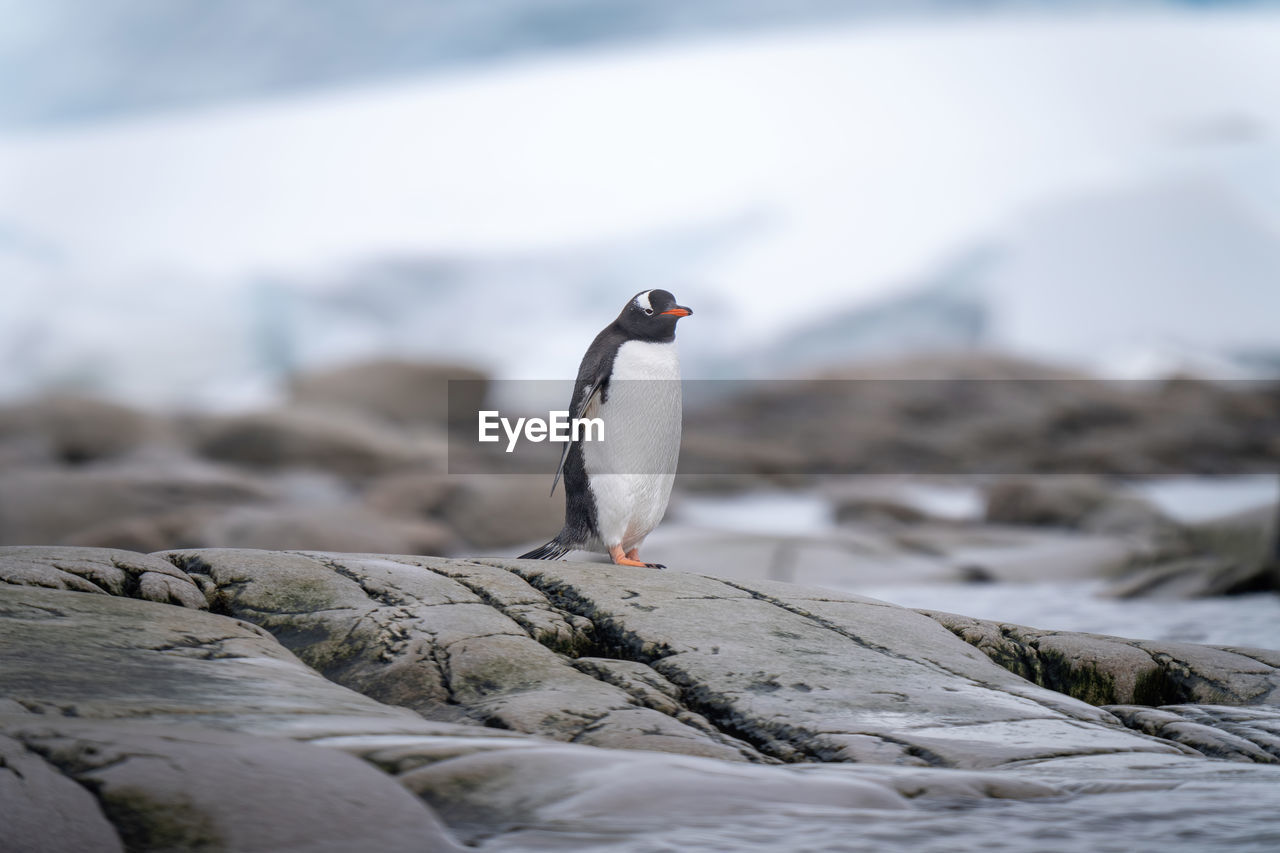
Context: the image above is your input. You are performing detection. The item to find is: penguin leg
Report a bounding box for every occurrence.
[609,544,665,569]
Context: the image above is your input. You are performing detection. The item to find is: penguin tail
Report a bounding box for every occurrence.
[517,537,572,561]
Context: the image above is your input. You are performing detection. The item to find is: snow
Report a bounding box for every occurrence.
[2,11,1280,404]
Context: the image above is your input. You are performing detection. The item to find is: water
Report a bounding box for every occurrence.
[676,490,835,535]
[488,764,1280,852]
[1136,475,1279,523]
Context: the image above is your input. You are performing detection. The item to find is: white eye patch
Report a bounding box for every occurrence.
[633,290,654,312]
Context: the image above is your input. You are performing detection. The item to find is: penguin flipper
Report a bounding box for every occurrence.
[550,374,605,496]
[518,539,572,560]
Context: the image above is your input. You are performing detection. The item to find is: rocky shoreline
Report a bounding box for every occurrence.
[4,545,1279,851]
[2,358,1277,590]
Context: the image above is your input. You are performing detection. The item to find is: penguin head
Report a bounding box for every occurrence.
[617,289,693,341]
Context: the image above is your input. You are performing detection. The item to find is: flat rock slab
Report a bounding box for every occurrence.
[165,548,767,761]
[486,559,1187,768]
[0,581,526,749]
[164,548,1188,769]
[1,715,462,853]
[0,567,1067,853]
[0,728,124,853]
[5,546,1280,852]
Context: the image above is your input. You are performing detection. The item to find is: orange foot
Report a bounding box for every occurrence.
[610,545,665,569]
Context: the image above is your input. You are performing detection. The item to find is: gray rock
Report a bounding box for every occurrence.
[395,742,906,843]
[1108,503,1280,597]
[834,496,931,525]
[0,545,207,609]
[165,548,764,762]
[288,358,488,429]
[927,611,1280,708]
[64,507,221,553]
[3,717,463,853]
[436,475,565,549]
[493,561,1182,768]
[0,729,124,853]
[189,408,444,480]
[0,395,154,467]
[197,505,458,555]
[984,476,1114,527]
[681,355,1280,479]
[0,553,1063,852]
[7,547,1280,851]
[363,471,459,518]
[1103,704,1280,764]
[0,462,272,546]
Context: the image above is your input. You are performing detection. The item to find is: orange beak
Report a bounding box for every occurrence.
[661,306,692,317]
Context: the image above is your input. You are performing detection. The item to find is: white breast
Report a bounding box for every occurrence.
[609,339,681,382]
[584,340,682,551]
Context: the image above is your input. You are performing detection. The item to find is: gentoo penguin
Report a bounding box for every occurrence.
[519,289,692,568]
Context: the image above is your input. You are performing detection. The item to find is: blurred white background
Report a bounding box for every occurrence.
[2,0,1280,409]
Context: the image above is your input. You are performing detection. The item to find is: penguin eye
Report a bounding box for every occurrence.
[643,308,654,316]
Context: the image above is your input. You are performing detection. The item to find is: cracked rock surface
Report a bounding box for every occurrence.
[926,610,1280,763]
[927,610,1280,708]
[4,545,1280,851]
[0,545,207,609]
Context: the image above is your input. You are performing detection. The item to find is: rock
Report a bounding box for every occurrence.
[0,462,272,546]
[676,433,816,491]
[363,471,459,518]
[833,496,930,525]
[6,546,1280,850]
[984,476,1108,527]
[1103,705,1280,763]
[0,729,123,853]
[436,475,565,550]
[0,546,207,609]
[0,395,154,467]
[4,718,464,853]
[496,564,1185,768]
[196,505,458,555]
[0,554,1015,850]
[162,548,1193,768]
[0,582,467,851]
[1107,503,1280,598]
[983,476,1169,534]
[64,507,219,553]
[395,742,906,842]
[363,472,564,550]
[189,408,444,480]
[289,359,489,429]
[681,355,1280,479]
[926,611,1280,707]
[166,549,763,762]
